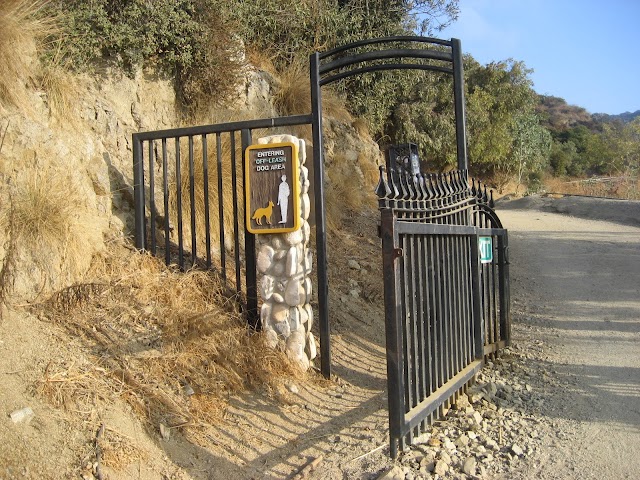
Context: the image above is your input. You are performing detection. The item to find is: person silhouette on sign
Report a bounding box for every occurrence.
[277,174,290,224]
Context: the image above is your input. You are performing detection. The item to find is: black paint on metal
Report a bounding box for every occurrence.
[378,168,510,458]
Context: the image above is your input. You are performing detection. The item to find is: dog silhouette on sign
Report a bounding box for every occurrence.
[252,200,274,226]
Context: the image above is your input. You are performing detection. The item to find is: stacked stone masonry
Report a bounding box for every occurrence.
[256,135,316,370]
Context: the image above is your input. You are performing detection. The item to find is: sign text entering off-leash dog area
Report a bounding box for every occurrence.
[245,142,300,234]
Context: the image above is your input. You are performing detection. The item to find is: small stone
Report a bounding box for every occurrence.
[289,307,301,332]
[485,439,499,451]
[304,304,314,331]
[286,382,299,394]
[377,465,405,480]
[9,407,34,424]
[273,319,291,338]
[261,275,274,300]
[443,438,456,451]
[439,451,451,465]
[472,411,483,425]
[284,229,304,245]
[182,383,195,396]
[257,245,275,273]
[285,247,298,276]
[284,279,306,306]
[463,457,477,476]
[305,332,317,360]
[455,394,471,410]
[303,277,312,297]
[301,193,311,220]
[348,259,361,270]
[159,422,171,440]
[434,460,448,476]
[455,434,470,448]
[511,444,524,456]
[264,327,278,348]
[271,303,289,323]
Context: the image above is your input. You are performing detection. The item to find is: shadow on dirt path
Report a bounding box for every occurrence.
[498,199,640,480]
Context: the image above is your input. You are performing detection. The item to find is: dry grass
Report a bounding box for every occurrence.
[0,0,58,109]
[324,152,379,231]
[38,44,80,123]
[6,169,78,250]
[0,167,85,300]
[35,246,306,445]
[99,427,148,470]
[274,61,352,125]
[543,174,640,200]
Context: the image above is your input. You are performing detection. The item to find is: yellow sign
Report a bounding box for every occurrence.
[245,142,300,234]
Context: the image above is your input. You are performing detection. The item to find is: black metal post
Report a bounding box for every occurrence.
[242,129,259,330]
[498,233,511,345]
[133,134,146,250]
[381,208,405,459]
[452,38,468,173]
[310,52,332,379]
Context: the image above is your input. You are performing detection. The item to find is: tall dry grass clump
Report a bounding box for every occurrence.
[0,0,57,108]
[274,62,352,127]
[0,165,87,301]
[36,247,306,445]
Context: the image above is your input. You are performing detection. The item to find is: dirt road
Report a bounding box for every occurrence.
[497,198,640,479]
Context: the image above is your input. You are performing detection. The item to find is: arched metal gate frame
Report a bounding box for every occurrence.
[309,36,470,379]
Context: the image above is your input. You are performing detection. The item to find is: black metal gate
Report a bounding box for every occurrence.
[377,168,510,457]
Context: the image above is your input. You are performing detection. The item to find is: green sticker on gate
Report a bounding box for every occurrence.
[479,236,493,264]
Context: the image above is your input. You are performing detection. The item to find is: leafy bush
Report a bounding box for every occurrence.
[51,0,243,107]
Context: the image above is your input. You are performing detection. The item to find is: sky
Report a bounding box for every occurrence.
[437,0,640,115]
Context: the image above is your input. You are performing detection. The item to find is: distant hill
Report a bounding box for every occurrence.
[536,95,640,134]
[536,95,597,131]
[592,110,640,124]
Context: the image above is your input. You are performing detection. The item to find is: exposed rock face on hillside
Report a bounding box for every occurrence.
[0,64,381,304]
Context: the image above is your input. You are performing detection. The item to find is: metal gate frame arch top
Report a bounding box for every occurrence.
[309,36,470,379]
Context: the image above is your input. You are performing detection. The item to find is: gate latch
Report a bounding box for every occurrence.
[393,248,403,259]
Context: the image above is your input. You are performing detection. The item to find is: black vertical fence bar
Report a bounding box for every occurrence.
[241,128,259,329]
[464,236,473,363]
[498,233,511,345]
[435,234,446,388]
[202,134,212,270]
[428,233,440,392]
[175,137,184,269]
[401,235,411,426]
[230,132,242,294]
[405,235,417,442]
[188,136,197,267]
[443,234,453,384]
[471,233,483,359]
[162,138,170,265]
[133,135,146,250]
[453,235,462,374]
[148,140,157,255]
[415,234,427,419]
[216,132,226,286]
[491,235,499,343]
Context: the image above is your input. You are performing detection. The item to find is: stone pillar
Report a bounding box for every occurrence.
[255,134,316,370]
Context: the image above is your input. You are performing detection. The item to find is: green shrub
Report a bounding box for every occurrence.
[50,0,242,107]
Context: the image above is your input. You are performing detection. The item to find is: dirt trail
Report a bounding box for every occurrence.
[497,201,640,479]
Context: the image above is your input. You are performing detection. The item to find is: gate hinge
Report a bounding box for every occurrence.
[393,248,403,259]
